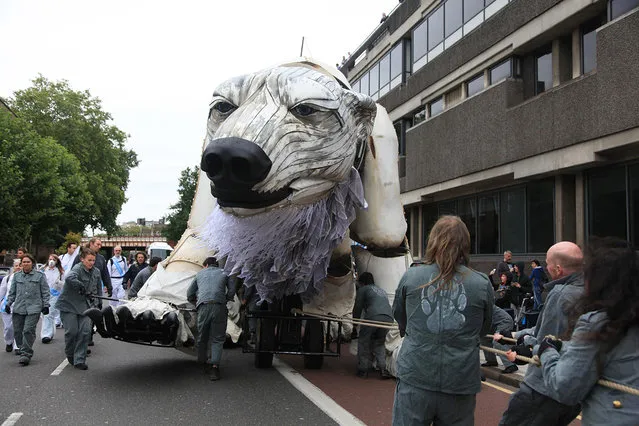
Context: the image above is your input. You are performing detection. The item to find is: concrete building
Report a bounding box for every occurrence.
[340,0,639,270]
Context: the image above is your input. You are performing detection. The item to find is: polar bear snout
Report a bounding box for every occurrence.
[201,137,290,208]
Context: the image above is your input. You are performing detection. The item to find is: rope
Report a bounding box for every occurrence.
[292,309,398,330]
[485,334,517,344]
[480,345,639,397]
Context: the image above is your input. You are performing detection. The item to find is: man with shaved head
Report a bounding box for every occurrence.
[499,241,584,426]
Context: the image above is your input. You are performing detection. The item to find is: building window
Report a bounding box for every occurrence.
[429,97,444,117]
[629,164,639,244]
[527,180,554,253]
[610,0,639,19]
[422,204,439,252]
[412,107,426,127]
[445,0,464,37]
[500,187,526,253]
[581,17,602,75]
[489,59,511,84]
[352,79,360,93]
[390,43,403,87]
[588,166,627,240]
[369,63,380,97]
[478,193,499,254]
[428,6,444,51]
[535,48,553,94]
[379,53,391,91]
[466,73,484,96]
[459,197,477,254]
[439,200,457,216]
[413,19,428,64]
[464,0,484,23]
[360,73,369,96]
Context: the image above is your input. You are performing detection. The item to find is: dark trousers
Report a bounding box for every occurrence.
[60,311,92,366]
[392,379,476,426]
[12,313,39,358]
[196,303,227,365]
[357,316,389,371]
[499,383,581,426]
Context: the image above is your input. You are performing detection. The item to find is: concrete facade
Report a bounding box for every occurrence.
[341,0,639,265]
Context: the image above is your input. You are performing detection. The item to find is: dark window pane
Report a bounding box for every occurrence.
[429,97,444,117]
[490,59,511,84]
[459,198,477,254]
[527,180,554,253]
[428,6,444,50]
[445,0,463,37]
[423,204,439,252]
[352,79,360,93]
[630,164,639,245]
[478,193,499,254]
[589,167,627,239]
[486,0,496,4]
[412,107,426,127]
[406,208,413,255]
[379,54,391,87]
[464,0,484,23]
[582,28,597,74]
[439,201,457,216]
[360,73,369,96]
[390,43,403,79]
[369,63,379,95]
[535,50,553,94]
[466,73,484,96]
[611,0,639,19]
[500,188,526,253]
[413,20,428,62]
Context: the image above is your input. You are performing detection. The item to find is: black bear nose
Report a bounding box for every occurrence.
[201,137,272,188]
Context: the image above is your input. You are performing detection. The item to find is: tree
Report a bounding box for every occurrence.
[56,232,83,255]
[9,76,138,234]
[0,109,92,249]
[162,166,199,242]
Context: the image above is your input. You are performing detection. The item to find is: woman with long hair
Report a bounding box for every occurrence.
[41,253,65,343]
[538,237,639,424]
[392,216,494,425]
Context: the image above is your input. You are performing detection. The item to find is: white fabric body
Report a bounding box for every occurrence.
[60,250,78,272]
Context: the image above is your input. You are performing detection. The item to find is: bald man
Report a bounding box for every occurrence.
[499,242,584,426]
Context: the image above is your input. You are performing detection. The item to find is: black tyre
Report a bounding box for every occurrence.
[303,319,324,369]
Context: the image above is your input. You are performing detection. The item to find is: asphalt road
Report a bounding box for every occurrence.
[0,326,336,426]
[0,323,582,426]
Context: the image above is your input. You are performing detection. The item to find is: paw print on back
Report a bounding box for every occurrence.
[421,273,467,334]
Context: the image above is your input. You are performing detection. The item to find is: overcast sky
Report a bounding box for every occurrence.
[0,0,399,224]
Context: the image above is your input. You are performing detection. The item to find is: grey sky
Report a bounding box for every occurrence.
[0,0,399,224]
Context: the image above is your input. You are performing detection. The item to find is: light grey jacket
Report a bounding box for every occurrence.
[55,263,101,314]
[6,270,50,314]
[540,311,639,425]
[128,266,153,299]
[186,266,234,308]
[393,264,494,395]
[523,272,584,396]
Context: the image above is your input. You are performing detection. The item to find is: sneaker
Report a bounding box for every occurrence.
[14,349,22,356]
[74,363,88,370]
[42,337,52,344]
[18,356,30,366]
[356,370,368,378]
[503,365,519,374]
[55,323,63,329]
[67,357,74,364]
[209,366,220,381]
[380,369,393,380]
[5,344,13,353]
[481,362,498,367]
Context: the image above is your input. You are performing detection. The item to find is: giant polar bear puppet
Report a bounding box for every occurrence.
[90,58,409,370]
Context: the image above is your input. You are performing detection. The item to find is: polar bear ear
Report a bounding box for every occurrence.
[343,90,377,171]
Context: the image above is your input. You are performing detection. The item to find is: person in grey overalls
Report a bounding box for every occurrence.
[187,257,235,381]
[353,272,393,379]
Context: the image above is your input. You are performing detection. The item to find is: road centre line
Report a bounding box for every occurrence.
[1,413,23,426]
[273,357,366,426]
[51,359,69,376]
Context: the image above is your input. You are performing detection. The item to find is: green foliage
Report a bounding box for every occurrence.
[10,75,139,234]
[162,166,199,242]
[56,232,83,254]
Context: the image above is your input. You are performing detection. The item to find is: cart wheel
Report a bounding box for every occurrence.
[303,319,324,369]
[255,315,276,369]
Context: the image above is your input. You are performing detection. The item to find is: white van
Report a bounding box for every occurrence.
[147,242,174,260]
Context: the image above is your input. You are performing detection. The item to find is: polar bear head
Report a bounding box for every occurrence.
[201,62,376,215]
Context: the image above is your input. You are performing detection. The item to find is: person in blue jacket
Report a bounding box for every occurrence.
[392,216,493,426]
[538,237,639,425]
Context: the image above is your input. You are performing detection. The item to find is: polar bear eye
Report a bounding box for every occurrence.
[291,104,318,117]
[212,101,236,115]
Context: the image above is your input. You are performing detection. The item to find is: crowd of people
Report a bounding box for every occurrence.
[0,238,161,370]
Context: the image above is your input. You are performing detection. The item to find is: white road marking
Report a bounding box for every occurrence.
[273,358,366,426]
[2,413,23,426]
[51,359,69,376]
